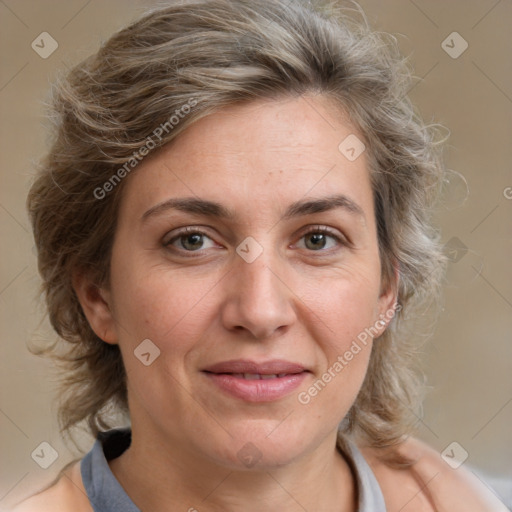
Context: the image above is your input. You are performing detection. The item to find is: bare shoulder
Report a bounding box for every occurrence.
[359,437,509,512]
[9,462,93,512]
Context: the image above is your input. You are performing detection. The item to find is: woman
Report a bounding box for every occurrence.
[13,0,507,510]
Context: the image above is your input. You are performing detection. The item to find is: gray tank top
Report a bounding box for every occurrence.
[81,428,386,511]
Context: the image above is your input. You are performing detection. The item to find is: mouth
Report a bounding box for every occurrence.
[202,359,309,402]
[216,373,294,380]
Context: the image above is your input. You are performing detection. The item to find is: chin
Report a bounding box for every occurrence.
[203,424,313,471]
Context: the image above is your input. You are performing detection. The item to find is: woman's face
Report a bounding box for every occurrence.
[90,96,396,468]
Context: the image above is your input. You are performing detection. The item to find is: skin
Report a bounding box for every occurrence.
[86,94,391,511]
[12,96,509,512]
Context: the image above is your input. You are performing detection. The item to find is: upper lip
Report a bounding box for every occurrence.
[203,359,307,375]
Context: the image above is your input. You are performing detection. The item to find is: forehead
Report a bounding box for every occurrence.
[118,95,373,222]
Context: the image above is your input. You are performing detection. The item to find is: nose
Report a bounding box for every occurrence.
[220,250,297,340]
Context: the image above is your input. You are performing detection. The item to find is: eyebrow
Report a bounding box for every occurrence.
[141,193,365,222]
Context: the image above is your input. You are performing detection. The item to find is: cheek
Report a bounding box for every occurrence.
[109,256,216,350]
[296,267,382,409]
[302,267,382,349]
[298,281,377,419]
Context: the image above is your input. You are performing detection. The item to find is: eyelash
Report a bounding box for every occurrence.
[163,225,347,256]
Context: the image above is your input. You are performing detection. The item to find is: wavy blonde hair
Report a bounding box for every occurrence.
[28,0,446,458]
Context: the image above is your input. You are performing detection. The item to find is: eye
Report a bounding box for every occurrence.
[163,227,218,252]
[295,226,345,251]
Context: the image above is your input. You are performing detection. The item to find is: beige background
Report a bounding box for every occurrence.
[1,0,511,508]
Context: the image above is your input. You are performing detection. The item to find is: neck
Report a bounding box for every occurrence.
[109,426,356,512]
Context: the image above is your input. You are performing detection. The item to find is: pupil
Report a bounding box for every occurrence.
[183,233,202,250]
[307,233,326,250]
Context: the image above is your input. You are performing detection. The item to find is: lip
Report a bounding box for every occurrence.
[203,359,307,375]
[202,359,309,402]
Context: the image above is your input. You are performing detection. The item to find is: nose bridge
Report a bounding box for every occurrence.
[241,255,281,303]
[221,241,296,339]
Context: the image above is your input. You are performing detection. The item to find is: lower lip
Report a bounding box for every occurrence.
[204,372,308,402]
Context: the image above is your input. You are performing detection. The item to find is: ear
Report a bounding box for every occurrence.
[375,262,400,335]
[72,270,118,344]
